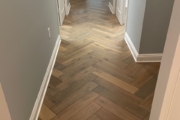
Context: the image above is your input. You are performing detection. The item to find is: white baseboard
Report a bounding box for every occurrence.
[66,3,71,15]
[137,54,162,62]
[124,33,139,61]
[29,35,61,120]
[108,2,115,14]
[124,33,162,62]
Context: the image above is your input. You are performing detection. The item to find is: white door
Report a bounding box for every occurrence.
[65,0,71,15]
[116,0,126,25]
[57,0,65,25]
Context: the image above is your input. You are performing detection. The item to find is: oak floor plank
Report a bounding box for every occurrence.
[56,66,96,91]
[54,74,97,103]
[49,76,62,87]
[94,86,149,118]
[87,115,101,120]
[43,94,56,108]
[95,108,123,120]
[131,71,155,88]
[52,68,63,78]
[139,92,154,112]
[93,77,143,105]
[58,59,95,81]
[51,92,99,120]
[135,75,158,99]
[51,82,98,114]
[143,114,150,120]
[93,70,138,94]
[95,96,141,120]
[39,105,56,120]
[69,102,101,120]
[93,62,134,83]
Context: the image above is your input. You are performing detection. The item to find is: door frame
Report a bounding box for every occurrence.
[116,0,126,25]
[64,0,71,15]
[150,0,180,119]
[109,0,116,14]
[57,0,65,25]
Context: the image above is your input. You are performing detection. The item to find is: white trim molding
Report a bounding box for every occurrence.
[29,35,61,120]
[109,0,116,14]
[109,2,115,14]
[65,3,71,15]
[60,7,65,25]
[124,33,162,62]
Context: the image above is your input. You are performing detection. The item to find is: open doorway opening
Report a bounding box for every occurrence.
[109,0,128,25]
[38,0,160,120]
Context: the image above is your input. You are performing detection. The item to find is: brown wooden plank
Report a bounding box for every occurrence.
[93,62,134,83]
[56,66,96,91]
[43,94,56,108]
[95,108,123,120]
[94,86,148,118]
[52,68,63,78]
[58,59,95,81]
[139,92,154,112]
[49,76,62,87]
[54,74,97,103]
[39,104,55,120]
[51,82,98,114]
[69,102,101,120]
[131,71,155,88]
[135,75,158,99]
[95,96,141,120]
[51,92,99,120]
[93,70,138,94]
[143,114,150,120]
[87,115,101,120]
[94,77,143,105]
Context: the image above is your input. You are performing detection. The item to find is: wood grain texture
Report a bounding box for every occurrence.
[39,105,55,120]
[95,108,123,120]
[69,102,101,120]
[38,0,160,119]
[93,70,139,94]
[87,115,101,120]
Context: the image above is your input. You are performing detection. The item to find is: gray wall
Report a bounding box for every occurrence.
[0,0,59,120]
[126,0,147,52]
[139,0,175,54]
[126,0,174,54]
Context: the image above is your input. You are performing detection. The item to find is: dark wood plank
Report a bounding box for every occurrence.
[95,96,141,120]
[54,74,97,103]
[94,86,149,118]
[135,75,158,99]
[95,108,123,120]
[93,77,143,105]
[51,82,98,114]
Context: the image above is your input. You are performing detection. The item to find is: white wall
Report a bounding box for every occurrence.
[0,0,59,119]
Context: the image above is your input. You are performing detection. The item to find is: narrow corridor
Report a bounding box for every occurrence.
[39,0,160,120]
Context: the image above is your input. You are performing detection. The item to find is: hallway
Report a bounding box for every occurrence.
[39,0,160,120]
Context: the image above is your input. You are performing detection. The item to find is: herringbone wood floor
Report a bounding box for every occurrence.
[39,0,160,120]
